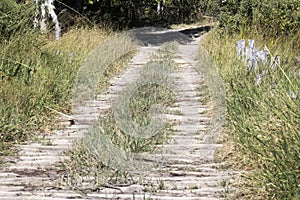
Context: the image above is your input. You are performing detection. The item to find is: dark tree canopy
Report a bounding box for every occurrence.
[9,0,298,35]
[55,0,205,28]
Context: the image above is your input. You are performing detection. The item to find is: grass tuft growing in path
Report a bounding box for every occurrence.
[63,42,179,188]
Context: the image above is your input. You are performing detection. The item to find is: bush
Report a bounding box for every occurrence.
[54,0,204,28]
[219,0,300,36]
[0,0,35,41]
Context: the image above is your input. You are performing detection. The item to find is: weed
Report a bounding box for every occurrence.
[190,185,199,190]
[157,179,165,190]
[32,135,53,146]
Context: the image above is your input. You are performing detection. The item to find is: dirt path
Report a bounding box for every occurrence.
[0,27,236,199]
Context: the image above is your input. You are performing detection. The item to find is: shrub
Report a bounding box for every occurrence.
[0,0,35,41]
[219,0,300,36]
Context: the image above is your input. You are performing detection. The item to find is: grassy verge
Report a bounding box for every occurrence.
[63,42,178,189]
[0,2,113,161]
[0,29,107,158]
[201,29,300,199]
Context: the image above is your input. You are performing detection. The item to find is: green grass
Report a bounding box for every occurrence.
[201,29,300,199]
[0,35,72,155]
[63,42,179,188]
[0,29,108,156]
[0,2,111,160]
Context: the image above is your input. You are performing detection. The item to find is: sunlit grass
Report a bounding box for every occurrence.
[0,24,108,157]
[170,17,218,30]
[201,29,300,199]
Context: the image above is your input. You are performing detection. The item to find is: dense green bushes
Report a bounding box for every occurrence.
[219,0,300,36]
[0,1,34,40]
[55,0,204,28]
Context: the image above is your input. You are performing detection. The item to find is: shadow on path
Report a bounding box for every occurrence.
[130,25,212,46]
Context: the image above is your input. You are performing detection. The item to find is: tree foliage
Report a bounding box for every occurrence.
[56,0,204,28]
[0,0,35,40]
[3,0,299,36]
[56,0,299,35]
[219,0,300,36]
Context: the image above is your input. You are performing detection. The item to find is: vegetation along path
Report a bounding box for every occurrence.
[0,26,238,199]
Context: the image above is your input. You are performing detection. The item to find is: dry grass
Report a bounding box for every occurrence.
[201,29,300,199]
[170,18,218,30]
[43,27,109,63]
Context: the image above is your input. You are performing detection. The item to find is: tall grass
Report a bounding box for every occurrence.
[201,29,300,199]
[0,1,108,158]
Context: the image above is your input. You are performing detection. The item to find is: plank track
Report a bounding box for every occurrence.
[0,30,236,199]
